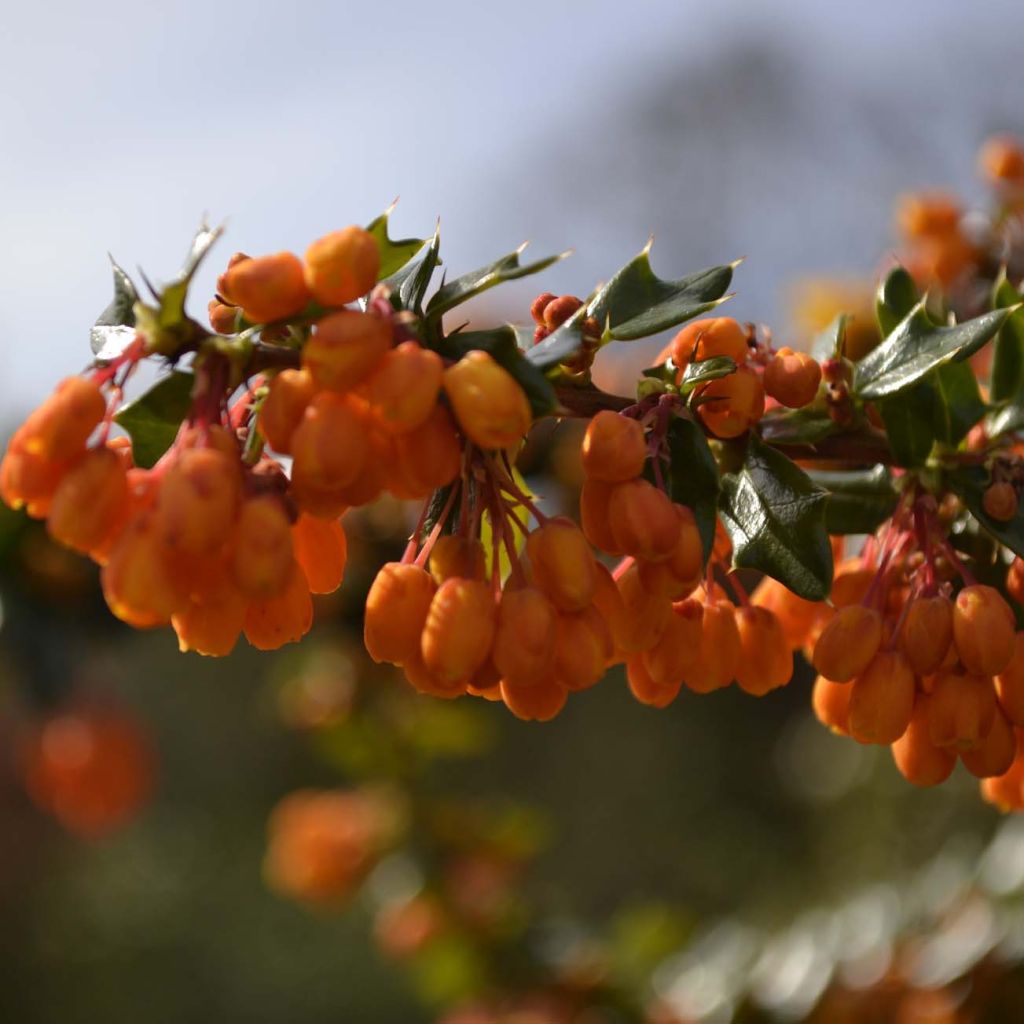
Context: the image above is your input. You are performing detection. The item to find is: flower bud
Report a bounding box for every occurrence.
[978,135,1024,186]
[983,481,1018,522]
[607,478,681,562]
[525,519,596,612]
[290,393,368,513]
[208,299,238,334]
[390,405,462,498]
[694,365,765,439]
[670,317,748,370]
[763,348,822,409]
[643,599,703,685]
[1008,557,1024,605]
[591,562,628,657]
[891,697,957,787]
[553,606,612,691]
[753,575,824,650]
[627,655,681,708]
[580,411,647,482]
[243,562,313,650]
[303,309,392,392]
[682,599,740,693]
[46,446,128,554]
[734,606,793,696]
[101,514,186,627]
[926,670,997,751]
[896,193,961,240]
[812,605,883,682]
[812,674,851,735]
[232,496,295,599]
[172,573,248,657]
[292,514,348,595]
[364,563,436,665]
[259,369,316,454]
[303,226,380,307]
[442,351,532,450]
[155,446,242,555]
[492,586,557,688]
[615,565,672,652]
[12,376,106,463]
[500,675,567,721]
[953,584,1015,675]
[365,342,443,434]
[962,707,1017,779]
[847,650,915,745]
[421,578,496,684]
[901,595,953,676]
[225,252,310,324]
[980,740,1024,811]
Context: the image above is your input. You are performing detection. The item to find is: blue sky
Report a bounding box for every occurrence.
[1,0,1019,407]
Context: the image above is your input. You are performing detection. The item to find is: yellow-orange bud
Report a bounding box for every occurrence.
[259,369,315,454]
[525,519,597,612]
[47,447,128,555]
[492,586,557,688]
[627,655,681,708]
[365,342,443,434]
[607,478,682,563]
[847,650,915,745]
[962,707,1016,779]
[155,447,241,556]
[303,310,392,392]
[682,599,739,693]
[553,606,612,691]
[901,595,953,676]
[643,599,703,685]
[996,632,1024,726]
[694,365,765,439]
[364,563,436,665]
[428,535,486,585]
[303,226,380,307]
[926,671,997,751]
[953,584,1015,676]
[812,605,882,683]
[734,606,793,696]
[292,514,348,595]
[500,675,567,721]
[580,411,647,482]
[671,317,748,370]
[763,348,821,409]
[232,496,295,599]
[421,578,496,684]
[891,697,957,787]
[225,252,310,324]
[442,351,532,450]
[243,562,313,650]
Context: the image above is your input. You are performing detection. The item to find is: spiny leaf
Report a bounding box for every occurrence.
[875,265,919,336]
[389,222,441,314]
[854,301,1009,400]
[879,394,934,467]
[113,371,194,469]
[366,203,428,281]
[436,326,556,417]
[758,407,839,446]
[806,466,899,535]
[991,271,1024,404]
[662,416,720,565]
[678,356,736,394]
[589,246,734,341]
[425,244,567,324]
[718,435,833,600]
[810,314,848,363]
[91,256,139,361]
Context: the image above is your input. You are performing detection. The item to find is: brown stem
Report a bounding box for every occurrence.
[552,383,633,417]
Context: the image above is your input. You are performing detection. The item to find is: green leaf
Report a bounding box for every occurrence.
[806,466,899,535]
[949,465,1024,559]
[810,314,848,362]
[589,246,734,341]
[991,272,1024,404]
[878,393,934,467]
[388,222,442,314]
[662,416,720,565]
[113,371,194,468]
[758,407,839,445]
[425,244,567,325]
[875,265,919,336]
[678,356,736,394]
[928,359,985,444]
[718,435,833,600]
[365,204,427,281]
[435,326,557,417]
[91,256,139,361]
[854,302,1008,400]
[524,317,585,370]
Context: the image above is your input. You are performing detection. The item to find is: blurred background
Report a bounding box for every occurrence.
[3,1,1024,1021]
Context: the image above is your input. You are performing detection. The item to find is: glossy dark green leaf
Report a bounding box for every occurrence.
[678,356,736,394]
[928,359,986,444]
[425,245,567,324]
[718,435,833,600]
[758,407,838,445]
[806,466,899,535]
[875,265,919,336]
[589,246,734,341]
[91,256,139,361]
[365,205,427,281]
[436,326,557,417]
[388,223,441,314]
[949,465,1024,559]
[524,317,585,370]
[113,371,194,469]
[662,416,720,564]
[855,302,1008,400]
[878,393,933,467]
[991,272,1024,403]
